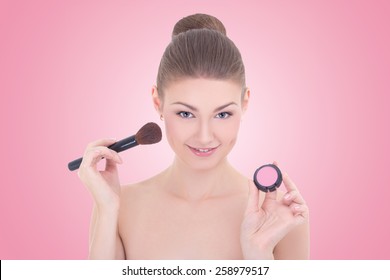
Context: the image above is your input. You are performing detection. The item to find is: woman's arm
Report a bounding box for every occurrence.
[77,138,125,259]
[89,204,125,259]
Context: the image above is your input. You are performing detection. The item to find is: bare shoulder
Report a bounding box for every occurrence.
[120,173,163,203]
[121,178,153,195]
[118,172,165,234]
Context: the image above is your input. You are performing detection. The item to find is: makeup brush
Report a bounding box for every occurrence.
[68,122,162,171]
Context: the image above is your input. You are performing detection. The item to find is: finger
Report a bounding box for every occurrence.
[106,151,123,171]
[78,149,103,180]
[282,172,299,193]
[99,147,122,166]
[289,202,301,214]
[272,160,279,167]
[245,181,260,215]
[282,190,305,206]
[290,203,309,218]
[83,147,121,168]
[86,138,117,149]
[264,188,277,201]
[80,148,102,169]
[90,149,104,167]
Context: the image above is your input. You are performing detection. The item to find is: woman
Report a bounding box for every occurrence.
[78,13,309,259]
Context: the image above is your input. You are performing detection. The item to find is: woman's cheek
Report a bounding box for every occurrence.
[164,116,191,145]
[220,118,241,137]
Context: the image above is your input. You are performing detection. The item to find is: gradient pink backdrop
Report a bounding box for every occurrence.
[1,0,389,259]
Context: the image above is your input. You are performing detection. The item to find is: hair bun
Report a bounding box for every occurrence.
[172,13,227,37]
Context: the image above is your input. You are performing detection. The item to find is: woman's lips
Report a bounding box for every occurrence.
[187,145,219,157]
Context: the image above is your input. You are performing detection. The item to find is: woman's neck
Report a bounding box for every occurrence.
[161,156,240,201]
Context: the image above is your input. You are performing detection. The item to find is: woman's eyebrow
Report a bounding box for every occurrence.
[170,102,238,112]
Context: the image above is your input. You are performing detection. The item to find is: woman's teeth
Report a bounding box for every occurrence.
[196,148,212,153]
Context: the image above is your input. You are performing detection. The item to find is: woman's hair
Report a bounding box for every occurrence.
[156,13,246,100]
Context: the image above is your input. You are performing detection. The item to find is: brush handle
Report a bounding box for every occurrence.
[68,135,138,171]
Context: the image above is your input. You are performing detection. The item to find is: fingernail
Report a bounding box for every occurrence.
[294,205,301,210]
[284,194,291,200]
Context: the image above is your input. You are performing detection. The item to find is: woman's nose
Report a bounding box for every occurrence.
[196,121,214,144]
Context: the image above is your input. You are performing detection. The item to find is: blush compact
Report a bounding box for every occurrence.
[253,164,283,192]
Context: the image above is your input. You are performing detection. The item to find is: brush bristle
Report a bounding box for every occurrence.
[135,122,162,145]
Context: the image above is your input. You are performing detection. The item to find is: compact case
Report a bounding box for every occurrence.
[253,164,283,192]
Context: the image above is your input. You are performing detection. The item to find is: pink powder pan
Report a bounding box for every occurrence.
[253,164,283,192]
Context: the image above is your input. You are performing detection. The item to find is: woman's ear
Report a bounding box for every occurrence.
[242,87,250,114]
[151,85,163,115]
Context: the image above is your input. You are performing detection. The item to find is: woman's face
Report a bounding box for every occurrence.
[154,78,249,171]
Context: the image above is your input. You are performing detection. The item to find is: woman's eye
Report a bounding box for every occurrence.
[177,111,194,118]
[216,112,232,119]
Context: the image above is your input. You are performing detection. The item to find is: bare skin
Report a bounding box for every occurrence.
[82,78,309,259]
[119,161,252,259]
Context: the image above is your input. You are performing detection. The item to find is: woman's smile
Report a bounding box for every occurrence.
[187,144,220,157]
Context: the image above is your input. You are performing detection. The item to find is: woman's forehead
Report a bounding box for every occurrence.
[164,78,242,103]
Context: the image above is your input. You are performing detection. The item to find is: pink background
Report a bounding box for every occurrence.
[1,0,389,259]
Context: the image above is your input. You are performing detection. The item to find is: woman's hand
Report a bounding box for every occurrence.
[77,138,123,210]
[240,162,309,259]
